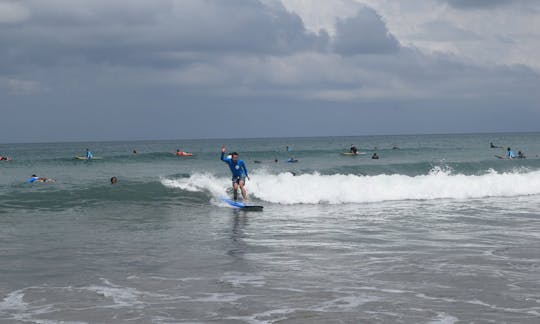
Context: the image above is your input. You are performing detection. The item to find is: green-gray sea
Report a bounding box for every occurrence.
[1,133,540,323]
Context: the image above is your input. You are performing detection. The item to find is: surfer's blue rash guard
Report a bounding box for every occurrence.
[27,177,39,183]
[221,152,248,178]
[86,150,93,159]
[508,150,515,158]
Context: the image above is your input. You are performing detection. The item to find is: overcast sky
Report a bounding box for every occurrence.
[1,0,539,142]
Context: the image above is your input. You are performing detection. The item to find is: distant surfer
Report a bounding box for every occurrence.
[27,174,55,183]
[372,153,379,159]
[350,144,358,155]
[507,147,516,159]
[110,176,118,184]
[287,157,298,163]
[0,155,10,161]
[176,149,192,156]
[85,148,93,160]
[490,142,501,149]
[132,150,137,154]
[518,151,526,159]
[221,147,250,202]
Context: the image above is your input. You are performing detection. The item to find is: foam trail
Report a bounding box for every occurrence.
[162,169,540,205]
[161,173,230,206]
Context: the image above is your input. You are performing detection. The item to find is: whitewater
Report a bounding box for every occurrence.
[162,168,540,204]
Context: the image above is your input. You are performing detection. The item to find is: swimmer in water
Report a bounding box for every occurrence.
[110,176,118,184]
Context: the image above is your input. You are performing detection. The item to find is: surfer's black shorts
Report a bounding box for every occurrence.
[232,176,246,184]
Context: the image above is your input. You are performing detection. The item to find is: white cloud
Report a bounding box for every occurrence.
[1,78,41,95]
[281,0,540,70]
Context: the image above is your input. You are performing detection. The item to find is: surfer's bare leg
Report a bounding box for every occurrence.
[233,182,239,201]
[239,180,247,202]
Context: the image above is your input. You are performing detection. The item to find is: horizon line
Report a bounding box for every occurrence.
[1,130,539,146]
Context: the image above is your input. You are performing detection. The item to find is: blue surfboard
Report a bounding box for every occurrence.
[221,197,263,211]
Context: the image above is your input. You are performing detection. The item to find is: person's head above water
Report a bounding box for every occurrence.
[110,176,118,184]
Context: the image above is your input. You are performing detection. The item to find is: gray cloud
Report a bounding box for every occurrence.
[333,7,399,55]
[0,0,326,70]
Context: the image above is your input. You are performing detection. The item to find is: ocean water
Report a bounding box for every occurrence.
[1,133,540,323]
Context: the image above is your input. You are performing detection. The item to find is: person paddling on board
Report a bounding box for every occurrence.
[221,146,250,202]
[85,148,93,160]
[350,144,358,155]
[507,147,516,159]
[27,174,55,183]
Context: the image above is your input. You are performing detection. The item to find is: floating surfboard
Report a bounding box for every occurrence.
[74,156,103,160]
[221,197,263,211]
[340,152,366,156]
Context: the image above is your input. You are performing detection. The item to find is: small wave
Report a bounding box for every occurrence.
[0,180,201,211]
[162,169,540,205]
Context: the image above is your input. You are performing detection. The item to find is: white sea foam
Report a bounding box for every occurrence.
[0,289,27,311]
[428,313,459,324]
[85,278,144,309]
[161,173,228,198]
[162,169,540,205]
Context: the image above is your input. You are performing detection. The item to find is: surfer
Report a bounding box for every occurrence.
[27,174,54,183]
[372,153,379,159]
[350,144,358,155]
[85,148,93,160]
[175,149,192,156]
[0,155,9,161]
[507,147,516,159]
[221,147,250,202]
[490,142,501,149]
[518,151,526,159]
[110,176,118,184]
